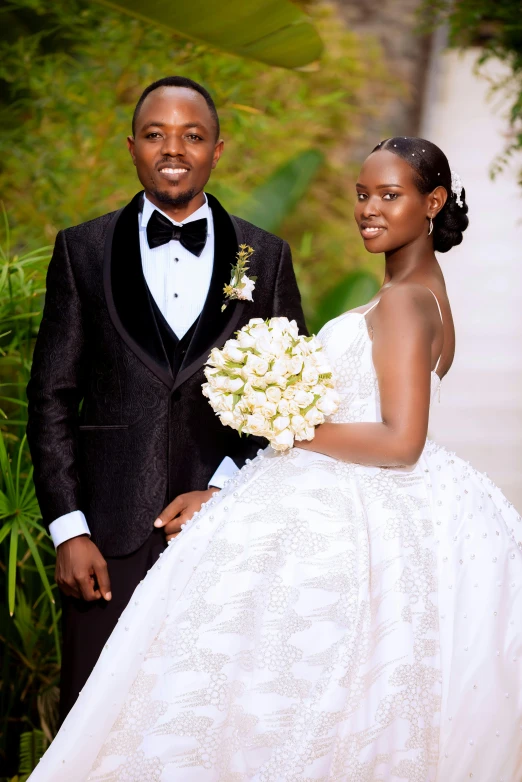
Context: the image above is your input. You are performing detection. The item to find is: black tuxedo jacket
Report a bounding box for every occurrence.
[26,192,307,556]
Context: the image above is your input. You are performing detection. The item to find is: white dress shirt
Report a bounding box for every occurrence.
[48,193,238,548]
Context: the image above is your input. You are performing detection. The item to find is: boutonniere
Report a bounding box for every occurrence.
[222,244,257,312]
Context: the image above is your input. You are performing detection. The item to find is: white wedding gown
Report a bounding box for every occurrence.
[30,305,522,782]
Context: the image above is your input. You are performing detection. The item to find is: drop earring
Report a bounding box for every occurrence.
[428,217,433,236]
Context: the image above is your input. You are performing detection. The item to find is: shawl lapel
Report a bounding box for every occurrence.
[103,192,173,388]
[103,191,246,393]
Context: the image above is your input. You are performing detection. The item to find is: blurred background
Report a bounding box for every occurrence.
[0,0,520,777]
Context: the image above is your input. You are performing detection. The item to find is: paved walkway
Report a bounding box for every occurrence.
[422,45,522,507]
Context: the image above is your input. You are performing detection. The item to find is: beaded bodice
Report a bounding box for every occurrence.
[318,312,441,425]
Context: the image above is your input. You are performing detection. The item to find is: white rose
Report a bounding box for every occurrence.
[272,415,290,433]
[295,425,315,442]
[304,407,325,427]
[270,316,289,331]
[288,401,300,415]
[286,319,299,338]
[245,413,270,437]
[220,393,235,412]
[283,386,296,400]
[269,358,288,377]
[208,348,228,369]
[249,323,270,340]
[254,335,274,355]
[262,401,278,419]
[316,390,340,416]
[226,377,245,393]
[277,398,290,416]
[294,389,314,408]
[219,411,236,427]
[246,355,269,377]
[290,414,306,435]
[301,366,319,385]
[266,386,282,404]
[222,340,245,364]
[271,428,294,451]
[237,330,256,349]
[237,275,255,302]
[245,389,266,407]
[247,318,264,327]
[287,356,304,376]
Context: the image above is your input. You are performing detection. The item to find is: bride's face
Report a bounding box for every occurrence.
[354,150,431,254]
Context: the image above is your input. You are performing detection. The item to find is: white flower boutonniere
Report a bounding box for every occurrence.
[222,244,257,311]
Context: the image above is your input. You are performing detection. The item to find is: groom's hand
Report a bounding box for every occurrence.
[55,535,112,602]
[154,488,219,542]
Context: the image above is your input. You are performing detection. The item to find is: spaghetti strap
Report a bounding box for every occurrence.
[363,289,444,374]
[363,299,381,318]
[426,288,444,373]
[426,288,443,326]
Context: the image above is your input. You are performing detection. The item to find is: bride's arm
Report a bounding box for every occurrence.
[297,285,441,468]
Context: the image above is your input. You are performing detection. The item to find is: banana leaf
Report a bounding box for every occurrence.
[237,149,324,233]
[94,0,323,69]
[314,270,380,331]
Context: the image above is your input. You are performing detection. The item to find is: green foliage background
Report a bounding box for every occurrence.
[0,1,399,776]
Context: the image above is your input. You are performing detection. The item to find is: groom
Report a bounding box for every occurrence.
[26,76,306,720]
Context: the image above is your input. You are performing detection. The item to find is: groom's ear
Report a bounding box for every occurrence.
[127,136,137,166]
[211,139,225,170]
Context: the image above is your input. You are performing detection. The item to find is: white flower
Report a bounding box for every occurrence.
[290,414,307,435]
[246,413,270,437]
[237,330,256,349]
[316,389,340,416]
[301,366,319,385]
[295,425,315,441]
[266,386,282,404]
[236,274,256,301]
[277,398,291,416]
[208,348,228,369]
[219,411,236,426]
[294,389,314,408]
[226,377,245,393]
[222,339,245,364]
[203,316,339,451]
[273,415,290,433]
[304,408,325,427]
[246,355,269,377]
[271,428,294,451]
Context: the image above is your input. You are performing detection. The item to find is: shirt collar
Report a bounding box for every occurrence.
[140,193,210,230]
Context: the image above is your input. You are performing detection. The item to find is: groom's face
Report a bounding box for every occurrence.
[128,86,224,210]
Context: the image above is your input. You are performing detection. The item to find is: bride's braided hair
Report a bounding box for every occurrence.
[372,137,469,253]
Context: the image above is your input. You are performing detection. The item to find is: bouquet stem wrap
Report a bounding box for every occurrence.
[202,317,340,451]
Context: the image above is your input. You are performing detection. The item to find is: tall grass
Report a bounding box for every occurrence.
[0,212,58,778]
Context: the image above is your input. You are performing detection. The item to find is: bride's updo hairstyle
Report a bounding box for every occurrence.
[371,137,469,253]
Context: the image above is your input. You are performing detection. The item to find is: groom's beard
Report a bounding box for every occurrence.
[151,187,199,209]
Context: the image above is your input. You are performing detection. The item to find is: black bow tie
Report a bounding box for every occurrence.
[146,210,208,256]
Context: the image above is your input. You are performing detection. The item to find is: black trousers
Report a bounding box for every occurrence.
[59,528,166,723]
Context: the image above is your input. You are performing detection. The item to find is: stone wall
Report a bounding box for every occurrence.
[336,0,431,144]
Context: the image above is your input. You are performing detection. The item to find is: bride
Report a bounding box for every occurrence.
[30,137,522,782]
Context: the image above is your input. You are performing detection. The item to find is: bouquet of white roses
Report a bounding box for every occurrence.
[202,317,340,451]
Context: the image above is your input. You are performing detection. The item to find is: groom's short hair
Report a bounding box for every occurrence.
[132,76,220,139]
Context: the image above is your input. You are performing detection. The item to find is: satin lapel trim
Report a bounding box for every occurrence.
[103,192,174,389]
[173,194,247,391]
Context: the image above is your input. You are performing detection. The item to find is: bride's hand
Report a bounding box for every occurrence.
[154,488,219,542]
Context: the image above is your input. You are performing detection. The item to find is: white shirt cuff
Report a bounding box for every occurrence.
[208,456,239,489]
[49,510,91,548]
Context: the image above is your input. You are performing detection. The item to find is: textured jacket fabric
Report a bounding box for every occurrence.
[26,192,307,556]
